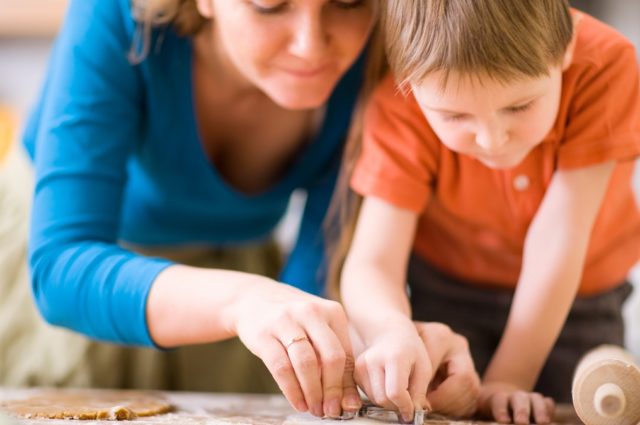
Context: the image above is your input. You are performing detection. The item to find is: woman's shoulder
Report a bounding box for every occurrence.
[61,0,138,40]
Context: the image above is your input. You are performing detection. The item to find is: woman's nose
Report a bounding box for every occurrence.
[288,10,329,61]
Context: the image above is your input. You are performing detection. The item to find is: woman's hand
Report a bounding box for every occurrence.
[477,382,555,424]
[414,322,480,418]
[354,317,432,423]
[230,280,361,419]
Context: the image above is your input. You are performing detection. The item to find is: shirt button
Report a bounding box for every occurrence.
[513,174,530,191]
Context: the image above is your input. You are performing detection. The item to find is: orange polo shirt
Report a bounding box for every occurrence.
[351,13,640,296]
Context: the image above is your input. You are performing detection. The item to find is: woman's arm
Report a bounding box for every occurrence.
[479,161,616,424]
[28,0,172,347]
[148,264,360,417]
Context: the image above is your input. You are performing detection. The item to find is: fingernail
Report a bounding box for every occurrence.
[312,404,323,417]
[344,394,361,410]
[296,401,308,412]
[401,413,413,423]
[326,399,341,418]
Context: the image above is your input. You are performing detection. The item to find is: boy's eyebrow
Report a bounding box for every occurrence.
[417,94,541,115]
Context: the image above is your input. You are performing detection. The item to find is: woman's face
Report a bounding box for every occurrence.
[196,0,375,109]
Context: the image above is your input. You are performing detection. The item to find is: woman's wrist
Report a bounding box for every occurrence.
[146,264,270,347]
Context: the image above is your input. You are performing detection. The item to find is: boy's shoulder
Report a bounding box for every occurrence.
[571,10,638,71]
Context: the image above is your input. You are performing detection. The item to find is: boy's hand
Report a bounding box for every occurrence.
[354,318,432,423]
[478,382,555,424]
[414,322,480,418]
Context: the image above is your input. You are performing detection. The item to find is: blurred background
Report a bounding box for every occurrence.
[0,0,638,357]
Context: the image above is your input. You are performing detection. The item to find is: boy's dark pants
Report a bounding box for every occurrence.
[408,255,632,402]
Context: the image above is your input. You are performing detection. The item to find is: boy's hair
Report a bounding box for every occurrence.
[384,0,573,86]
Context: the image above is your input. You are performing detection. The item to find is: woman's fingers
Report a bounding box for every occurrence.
[273,320,323,416]
[302,320,347,418]
[322,302,362,414]
[341,352,362,412]
[234,287,359,418]
[257,337,307,412]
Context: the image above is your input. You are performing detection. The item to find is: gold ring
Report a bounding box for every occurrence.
[285,335,309,350]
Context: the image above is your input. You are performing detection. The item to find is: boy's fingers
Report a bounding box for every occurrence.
[490,392,511,424]
[510,392,531,425]
[385,362,414,422]
[354,358,375,407]
[368,365,390,408]
[545,397,556,419]
[530,393,552,424]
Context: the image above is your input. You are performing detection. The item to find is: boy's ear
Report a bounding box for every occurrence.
[194,0,213,19]
[562,13,582,71]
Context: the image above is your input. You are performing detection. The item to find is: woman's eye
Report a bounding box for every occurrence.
[249,1,288,14]
[332,0,366,10]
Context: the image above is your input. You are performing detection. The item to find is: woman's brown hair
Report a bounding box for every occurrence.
[325,23,387,300]
[129,0,207,63]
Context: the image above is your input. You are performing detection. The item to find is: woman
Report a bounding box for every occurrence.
[4,0,477,418]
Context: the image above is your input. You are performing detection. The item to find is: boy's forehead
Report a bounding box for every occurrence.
[410,70,556,109]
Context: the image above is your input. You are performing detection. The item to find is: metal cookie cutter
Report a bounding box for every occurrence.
[335,402,427,424]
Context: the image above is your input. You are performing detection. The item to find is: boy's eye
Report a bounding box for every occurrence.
[444,113,468,122]
[506,101,533,114]
[249,0,366,14]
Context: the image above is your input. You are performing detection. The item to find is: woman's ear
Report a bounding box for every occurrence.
[194,0,213,19]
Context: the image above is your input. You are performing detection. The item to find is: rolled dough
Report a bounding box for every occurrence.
[0,389,172,420]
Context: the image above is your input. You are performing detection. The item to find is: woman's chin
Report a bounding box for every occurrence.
[263,83,334,110]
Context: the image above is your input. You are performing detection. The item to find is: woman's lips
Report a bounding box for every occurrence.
[280,64,332,78]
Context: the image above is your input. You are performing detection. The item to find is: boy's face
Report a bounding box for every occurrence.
[411,68,563,169]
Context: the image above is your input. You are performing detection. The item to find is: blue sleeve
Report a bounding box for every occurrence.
[27,0,172,347]
[279,155,340,297]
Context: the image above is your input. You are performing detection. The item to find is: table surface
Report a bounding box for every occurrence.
[0,388,585,425]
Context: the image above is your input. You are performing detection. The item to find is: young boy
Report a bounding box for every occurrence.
[337,0,640,423]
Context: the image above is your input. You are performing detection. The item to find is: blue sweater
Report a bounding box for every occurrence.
[24,0,363,347]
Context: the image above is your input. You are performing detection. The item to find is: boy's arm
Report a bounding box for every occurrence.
[343,196,479,418]
[481,160,616,423]
[342,196,426,419]
[342,196,418,339]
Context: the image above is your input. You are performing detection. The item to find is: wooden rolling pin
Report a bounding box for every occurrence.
[572,345,640,425]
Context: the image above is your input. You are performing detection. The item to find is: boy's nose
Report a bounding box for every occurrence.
[475,125,508,152]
